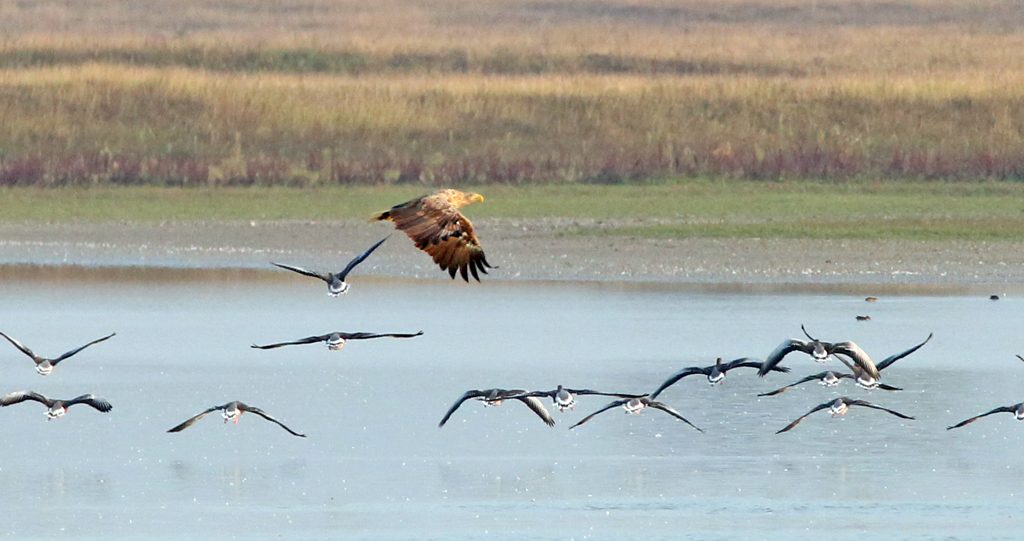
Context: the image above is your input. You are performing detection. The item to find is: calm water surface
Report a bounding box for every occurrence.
[0,270,1021,540]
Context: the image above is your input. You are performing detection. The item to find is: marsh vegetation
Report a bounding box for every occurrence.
[2,0,1024,186]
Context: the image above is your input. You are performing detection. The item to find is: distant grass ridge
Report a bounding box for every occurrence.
[1,182,1022,242]
[0,46,802,77]
[2,1,1024,186]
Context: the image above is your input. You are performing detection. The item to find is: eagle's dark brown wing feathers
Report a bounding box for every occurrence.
[375,190,493,282]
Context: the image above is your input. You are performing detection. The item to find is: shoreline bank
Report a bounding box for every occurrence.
[0,219,1020,291]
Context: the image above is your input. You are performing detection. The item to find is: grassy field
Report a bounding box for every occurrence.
[3,182,1023,241]
[1,0,1024,185]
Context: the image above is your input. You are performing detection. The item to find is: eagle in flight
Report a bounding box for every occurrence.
[372,189,494,281]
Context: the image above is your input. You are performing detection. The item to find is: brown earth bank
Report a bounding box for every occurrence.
[0,219,1020,293]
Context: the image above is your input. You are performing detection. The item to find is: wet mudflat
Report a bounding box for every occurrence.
[0,268,1021,540]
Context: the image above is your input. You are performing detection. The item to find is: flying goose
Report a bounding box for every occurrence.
[502,385,644,412]
[651,357,790,399]
[757,325,841,377]
[0,391,112,420]
[775,397,914,434]
[438,388,555,427]
[830,333,933,389]
[947,402,1024,430]
[569,396,703,432]
[251,330,423,351]
[757,370,902,397]
[271,236,389,296]
[167,401,306,437]
[0,331,116,375]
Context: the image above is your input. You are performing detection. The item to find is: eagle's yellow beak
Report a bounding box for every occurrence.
[470,193,485,203]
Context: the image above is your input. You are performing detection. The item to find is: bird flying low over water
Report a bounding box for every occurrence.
[502,385,644,412]
[651,357,789,399]
[438,388,555,427]
[570,396,703,432]
[758,325,841,377]
[947,402,1024,430]
[372,189,494,282]
[757,370,902,397]
[760,333,932,395]
[251,330,424,351]
[271,235,389,296]
[775,397,914,434]
[0,391,112,420]
[830,333,932,389]
[167,401,306,437]
[0,331,116,376]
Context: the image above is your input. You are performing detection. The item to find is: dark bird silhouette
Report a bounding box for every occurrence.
[758,325,841,377]
[502,385,643,412]
[438,389,555,427]
[569,396,703,432]
[831,333,932,389]
[651,357,789,399]
[252,331,423,351]
[0,391,112,420]
[776,397,914,434]
[947,403,1024,430]
[758,370,902,397]
[760,333,930,395]
[0,331,115,376]
[272,236,389,296]
[167,401,306,437]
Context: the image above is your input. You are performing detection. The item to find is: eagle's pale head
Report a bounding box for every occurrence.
[442,189,485,208]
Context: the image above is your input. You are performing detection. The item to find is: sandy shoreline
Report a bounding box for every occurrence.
[0,219,1021,290]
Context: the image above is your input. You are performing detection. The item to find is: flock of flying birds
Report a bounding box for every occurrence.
[2,188,1022,437]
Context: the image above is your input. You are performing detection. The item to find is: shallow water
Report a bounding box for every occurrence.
[0,268,1021,540]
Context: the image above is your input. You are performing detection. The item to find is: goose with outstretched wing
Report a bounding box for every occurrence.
[757,325,840,377]
[1,391,112,420]
[501,385,644,412]
[569,396,703,432]
[758,370,903,397]
[0,331,115,376]
[652,357,789,399]
[438,388,554,427]
[272,235,389,296]
[167,401,306,437]
[776,397,914,434]
[252,330,423,351]
[947,402,1024,430]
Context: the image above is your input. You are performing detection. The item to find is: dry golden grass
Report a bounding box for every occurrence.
[1,0,1023,185]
